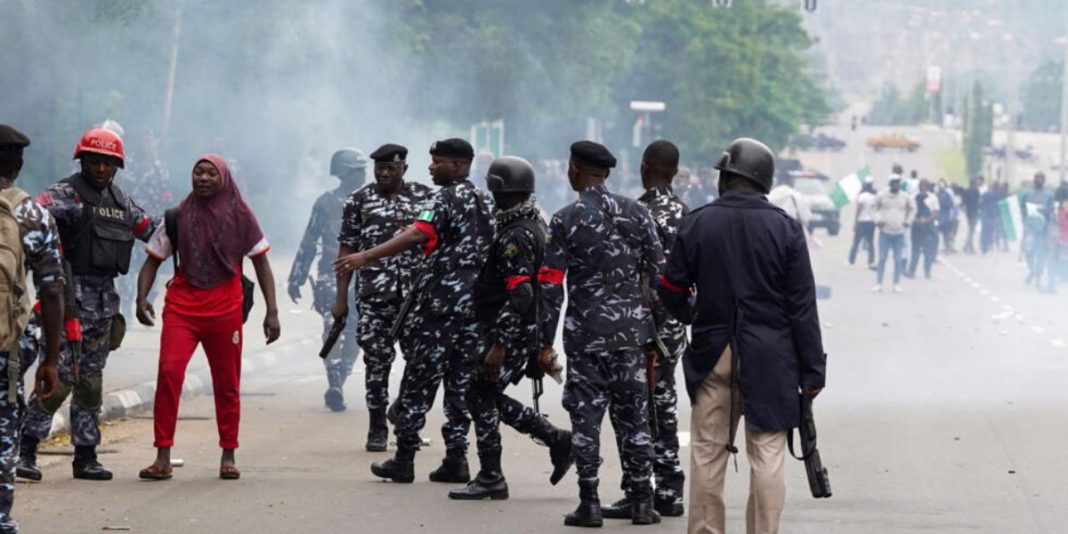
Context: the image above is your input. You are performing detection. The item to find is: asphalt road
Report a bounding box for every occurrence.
[15,128,1068,533]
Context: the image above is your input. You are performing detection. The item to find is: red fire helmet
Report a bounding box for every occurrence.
[72,127,125,168]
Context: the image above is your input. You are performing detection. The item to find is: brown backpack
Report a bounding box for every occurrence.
[0,186,32,355]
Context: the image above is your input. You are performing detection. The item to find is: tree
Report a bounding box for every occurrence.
[612,0,830,160]
[867,81,931,126]
[1020,59,1062,132]
[963,81,994,178]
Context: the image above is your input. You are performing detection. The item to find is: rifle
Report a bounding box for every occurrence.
[61,261,83,378]
[789,393,832,499]
[643,335,669,441]
[319,312,347,359]
[388,266,428,342]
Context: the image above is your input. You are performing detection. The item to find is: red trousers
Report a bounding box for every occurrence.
[153,308,243,449]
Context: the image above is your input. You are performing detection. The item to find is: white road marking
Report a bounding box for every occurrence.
[1031,326,1046,334]
[1051,340,1066,348]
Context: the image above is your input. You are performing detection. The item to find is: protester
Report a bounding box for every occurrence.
[937,179,959,253]
[134,154,281,481]
[658,137,826,534]
[872,175,915,293]
[906,179,940,280]
[961,176,982,254]
[1020,172,1055,289]
[848,176,877,268]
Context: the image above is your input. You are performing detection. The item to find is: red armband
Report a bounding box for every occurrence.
[413,220,438,256]
[537,267,565,285]
[505,275,532,291]
[659,275,691,296]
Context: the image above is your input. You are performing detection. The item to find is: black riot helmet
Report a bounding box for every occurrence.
[329,148,367,177]
[714,138,775,194]
[485,156,535,194]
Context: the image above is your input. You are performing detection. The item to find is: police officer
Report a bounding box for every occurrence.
[448,156,573,501]
[658,138,826,534]
[603,140,689,520]
[334,138,492,484]
[0,125,63,533]
[333,144,431,451]
[288,148,366,412]
[19,127,157,481]
[540,141,664,527]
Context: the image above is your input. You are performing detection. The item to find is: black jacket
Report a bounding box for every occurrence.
[658,191,826,432]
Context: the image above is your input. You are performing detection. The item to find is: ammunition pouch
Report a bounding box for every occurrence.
[72,374,103,411]
[108,314,126,351]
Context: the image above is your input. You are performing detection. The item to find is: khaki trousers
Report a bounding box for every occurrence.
[688,347,787,534]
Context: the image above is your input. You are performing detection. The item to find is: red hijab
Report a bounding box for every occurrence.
[176,154,264,288]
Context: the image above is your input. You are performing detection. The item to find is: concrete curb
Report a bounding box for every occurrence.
[45,337,317,438]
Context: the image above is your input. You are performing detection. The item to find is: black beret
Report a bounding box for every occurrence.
[570,140,616,169]
[370,143,408,163]
[0,124,30,154]
[429,138,475,160]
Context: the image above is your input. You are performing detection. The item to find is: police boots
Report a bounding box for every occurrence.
[428,448,470,483]
[531,417,574,485]
[72,446,113,481]
[601,496,633,520]
[366,408,389,452]
[564,477,603,528]
[630,496,662,525]
[447,452,508,501]
[370,446,415,483]
[16,436,42,481]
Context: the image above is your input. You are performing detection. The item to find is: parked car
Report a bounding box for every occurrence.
[794,177,840,236]
[867,133,921,152]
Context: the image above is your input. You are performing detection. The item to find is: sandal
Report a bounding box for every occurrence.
[139,464,173,480]
[219,465,241,480]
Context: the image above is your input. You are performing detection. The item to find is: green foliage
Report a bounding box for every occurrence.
[868,81,931,125]
[963,81,993,178]
[1021,59,1062,132]
[612,0,827,160]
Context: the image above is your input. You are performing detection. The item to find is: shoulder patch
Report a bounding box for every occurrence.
[417,209,435,222]
[503,242,519,258]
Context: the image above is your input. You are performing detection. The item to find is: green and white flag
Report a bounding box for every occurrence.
[997,196,1023,242]
[829,165,870,209]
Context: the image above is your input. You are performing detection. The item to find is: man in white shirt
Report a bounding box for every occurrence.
[872,175,915,292]
[848,176,877,268]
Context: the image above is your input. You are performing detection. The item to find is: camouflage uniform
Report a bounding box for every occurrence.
[289,186,360,390]
[469,200,550,456]
[337,181,431,410]
[609,185,688,505]
[541,184,663,499]
[22,174,156,447]
[394,179,492,453]
[1,194,64,533]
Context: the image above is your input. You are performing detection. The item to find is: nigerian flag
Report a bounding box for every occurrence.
[997,195,1023,242]
[829,166,870,209]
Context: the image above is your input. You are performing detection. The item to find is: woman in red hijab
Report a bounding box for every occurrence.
[134,154,281,480]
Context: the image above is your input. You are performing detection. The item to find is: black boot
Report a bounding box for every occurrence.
[630,497,662,525]
[370,446,415,483]
[531,418,574,485]
[428,449,470,483]
[366,409,389,452]
[600,496,633,520]
[448,452,508,500]
[564,478,603,528]
[16,437,42,481]
[72,446,113,481]
[654,498,684,517]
